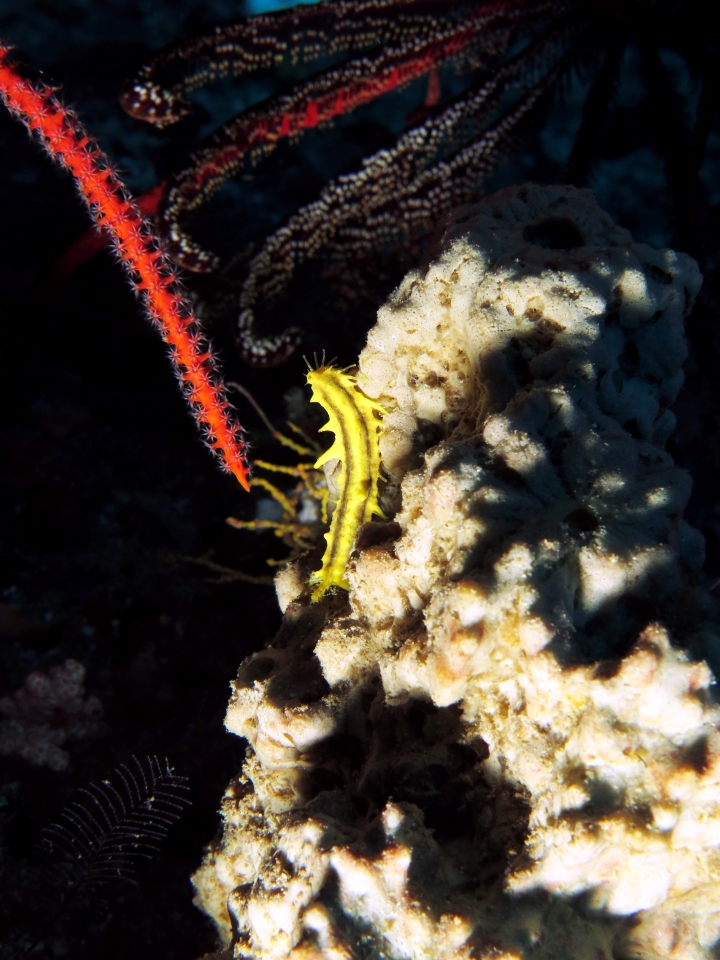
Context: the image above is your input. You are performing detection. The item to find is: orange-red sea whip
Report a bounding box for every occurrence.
[0,44,251,490]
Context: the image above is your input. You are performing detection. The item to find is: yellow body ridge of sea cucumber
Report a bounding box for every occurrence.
[306,365,385,601]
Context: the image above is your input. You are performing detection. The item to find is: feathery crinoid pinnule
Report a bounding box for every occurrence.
[120,0,584,366]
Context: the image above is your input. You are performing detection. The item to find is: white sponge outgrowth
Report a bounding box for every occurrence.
[193,185,719,960]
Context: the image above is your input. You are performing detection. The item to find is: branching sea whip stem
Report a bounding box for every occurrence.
[0,44,251,490]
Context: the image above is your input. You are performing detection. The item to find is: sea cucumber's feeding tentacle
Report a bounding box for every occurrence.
[0,45,251,491]
[237,13,584,366]
[306,366,385,602]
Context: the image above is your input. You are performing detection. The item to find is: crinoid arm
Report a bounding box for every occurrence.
[119,1,462,128]
[120,0,570,274]
[236,8,586,366]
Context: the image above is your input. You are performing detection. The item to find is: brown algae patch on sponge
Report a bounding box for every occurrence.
[193,185,720,960]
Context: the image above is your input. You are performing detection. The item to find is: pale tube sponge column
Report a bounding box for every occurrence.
[193,184,719,960]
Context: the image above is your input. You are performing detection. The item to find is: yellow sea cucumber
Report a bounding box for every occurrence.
[306,365,385,601]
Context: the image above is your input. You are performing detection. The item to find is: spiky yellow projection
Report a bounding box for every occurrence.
[306,366,386,601]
